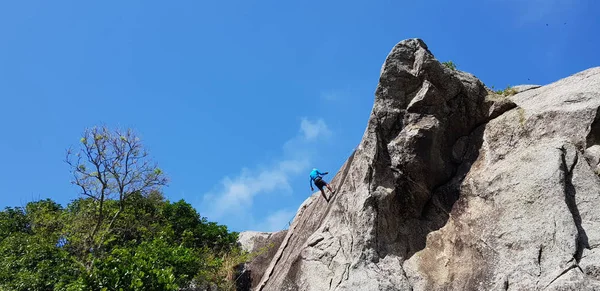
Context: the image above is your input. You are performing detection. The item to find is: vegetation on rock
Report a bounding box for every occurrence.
[0,126,248,290]
[442,60,457,70]
[492,85,518,96]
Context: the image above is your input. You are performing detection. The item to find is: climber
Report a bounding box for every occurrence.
[309,168,335,202]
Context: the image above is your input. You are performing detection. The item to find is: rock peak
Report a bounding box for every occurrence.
[241,39,600,291]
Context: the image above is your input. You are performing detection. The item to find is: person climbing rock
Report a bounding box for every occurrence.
[309,168,335,202]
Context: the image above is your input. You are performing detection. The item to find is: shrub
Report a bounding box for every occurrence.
[495,85,518,96]
[442,61,457,70]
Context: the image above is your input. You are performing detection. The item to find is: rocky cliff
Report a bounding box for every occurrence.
[244,38,600,290]
[236,231,288,290]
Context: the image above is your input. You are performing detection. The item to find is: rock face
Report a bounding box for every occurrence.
[236,231,288,290]
[253,38,600,290]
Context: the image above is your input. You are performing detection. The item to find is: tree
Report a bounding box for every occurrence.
[162,199,239,251]
[0,195,248,290]
[0,202,81,291]
[0,206,30,240]
[65,125,168,265]
[1,125,249,290]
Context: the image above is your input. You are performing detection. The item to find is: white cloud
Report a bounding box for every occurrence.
[202,159,307,219]
[256,209,296,232]
[300,118,331,141]
[200,117,330,231]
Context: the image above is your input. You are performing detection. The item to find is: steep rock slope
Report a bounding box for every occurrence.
[255,38,600,291]
[404,66,600,290]
[237,231,288,290]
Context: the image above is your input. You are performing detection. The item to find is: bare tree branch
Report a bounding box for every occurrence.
[65,125,169,266]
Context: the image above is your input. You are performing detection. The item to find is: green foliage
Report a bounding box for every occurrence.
[65,125,170,266]
[442,60,457,70]
[0,195,247,290]
[1,125,250,290]
[0,228,82,290]
[26,199,64,237]
[87,237,201,290]
[0,207,30,239]
[494,85,518,97]
[203,247,254,290]
[162,199,238,251]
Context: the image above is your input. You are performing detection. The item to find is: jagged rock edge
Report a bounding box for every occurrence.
[255,150,358,291]
[262,67,520,290]
[255,44,600,290]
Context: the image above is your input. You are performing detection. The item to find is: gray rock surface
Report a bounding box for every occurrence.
[236,230,288,291]
[253,38,600,291]
[512,84,542,93]
[238,231,275,253]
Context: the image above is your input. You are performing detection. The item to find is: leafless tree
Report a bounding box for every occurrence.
[65,125,168,262]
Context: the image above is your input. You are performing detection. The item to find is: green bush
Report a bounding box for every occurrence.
[0,233,81,291]
[1,125,248,290]
[442,60,457,70]
[0,195,244,290]
[494,85,518,96]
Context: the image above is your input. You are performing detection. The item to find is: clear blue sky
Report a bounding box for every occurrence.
[1,0,598,233]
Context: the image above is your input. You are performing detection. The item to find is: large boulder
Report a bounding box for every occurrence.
[404,66,600,290]
[236,230,288,290]
[254,38,600,290]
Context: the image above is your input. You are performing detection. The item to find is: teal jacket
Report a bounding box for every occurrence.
[309,168,327,188]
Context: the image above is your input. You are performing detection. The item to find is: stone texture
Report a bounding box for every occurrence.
[512,84,542,93]
[236,230,288,290]
[238,231,275,253]
[253,38,600,291]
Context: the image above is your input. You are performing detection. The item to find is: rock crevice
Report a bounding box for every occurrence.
[559,145,589,265]
[241,38,600,291]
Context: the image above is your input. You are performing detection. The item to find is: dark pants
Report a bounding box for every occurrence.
[314,177,326,190]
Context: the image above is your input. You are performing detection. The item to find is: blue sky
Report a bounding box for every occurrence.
[0,0,598,233]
